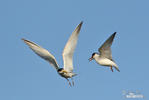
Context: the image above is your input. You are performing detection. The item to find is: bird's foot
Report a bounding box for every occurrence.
[110,66,113,72]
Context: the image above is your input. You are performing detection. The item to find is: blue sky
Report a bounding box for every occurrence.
[0,0,148,100]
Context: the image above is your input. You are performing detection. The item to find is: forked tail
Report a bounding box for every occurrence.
[113,65,120,72]
[72,73,77,77]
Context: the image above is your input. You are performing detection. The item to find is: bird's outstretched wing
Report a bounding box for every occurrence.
[22,39,59,70]
[62,21,83,72]
[98,32,116,60]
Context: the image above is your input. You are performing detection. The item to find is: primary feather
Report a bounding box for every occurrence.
[22,38,59,70]
[62,21,83,72]
[98,32,116,60]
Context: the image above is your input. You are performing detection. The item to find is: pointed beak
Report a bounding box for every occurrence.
[89,57,93,61]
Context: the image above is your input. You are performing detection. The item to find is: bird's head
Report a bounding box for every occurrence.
[57,68,64,72]
[89,52,98,61]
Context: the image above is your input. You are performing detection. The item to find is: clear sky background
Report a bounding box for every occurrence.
[0,0,148,100]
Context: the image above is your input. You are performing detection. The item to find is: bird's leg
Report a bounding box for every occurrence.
[110,66,113,72]
[71,78,74,86]
[66,78,72,87]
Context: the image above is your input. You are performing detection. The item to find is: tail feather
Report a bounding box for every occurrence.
[114,66,120,72]
[72,73,77,77]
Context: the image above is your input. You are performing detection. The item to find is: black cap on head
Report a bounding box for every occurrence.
[89,52,97,61]
[92,53,96,57]
[58,68,63,72]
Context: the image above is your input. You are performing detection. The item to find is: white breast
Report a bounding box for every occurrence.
[95,57,116,67]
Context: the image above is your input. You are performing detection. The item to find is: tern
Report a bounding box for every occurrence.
[22,22,83,86]
[89,32,120,72]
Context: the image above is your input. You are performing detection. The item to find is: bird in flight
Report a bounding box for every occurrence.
[89,32,120,72]
[22,21,83,86]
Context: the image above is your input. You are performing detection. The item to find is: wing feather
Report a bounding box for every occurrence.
[98,32,116,60]
[62,22,83,72]
[22,38,59,70]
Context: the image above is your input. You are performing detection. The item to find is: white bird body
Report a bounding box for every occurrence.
[89,32,120,72]
[22,22,83,86]
[95,56,115,66]
[93,53,119,71]
[58,71,77,78]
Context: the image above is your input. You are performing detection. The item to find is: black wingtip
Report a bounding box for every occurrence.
[79,21,83,27]
[80,21,83,25]
[21,38,29,42]
[75,21,83,33]
[113,32,117,35]
[21,38,26,42]
[111,32,117,38]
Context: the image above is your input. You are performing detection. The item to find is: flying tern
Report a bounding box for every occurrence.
[89,32,120,72]
[22,22,83,86]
